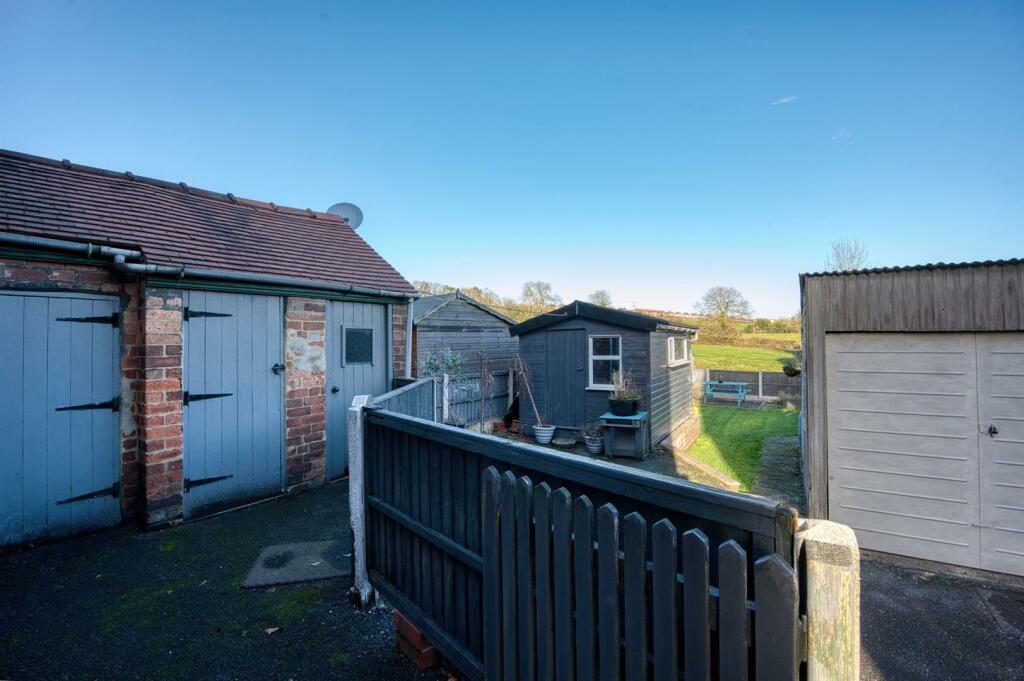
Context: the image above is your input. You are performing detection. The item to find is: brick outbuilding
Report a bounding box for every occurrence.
[0,150,416,545]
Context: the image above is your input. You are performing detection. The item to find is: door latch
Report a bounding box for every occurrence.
[271,363,285,375]
[987,424,999,437]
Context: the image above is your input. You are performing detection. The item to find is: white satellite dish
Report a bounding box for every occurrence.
[326,202,364,229]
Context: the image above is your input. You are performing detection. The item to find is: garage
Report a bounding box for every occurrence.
[182,291,286,517]
[0,291,121,544]
[802,259,1024,576]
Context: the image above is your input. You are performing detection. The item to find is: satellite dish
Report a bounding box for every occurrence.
[326,202,364,229]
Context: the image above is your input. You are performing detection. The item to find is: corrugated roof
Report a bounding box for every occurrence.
[801,258,1024,279]
[0,149,416,294]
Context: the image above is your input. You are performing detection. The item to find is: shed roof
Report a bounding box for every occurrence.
[509,300,697,336]
[0,149,416,295]
[412,290,516,325]
[801,258,1024,280]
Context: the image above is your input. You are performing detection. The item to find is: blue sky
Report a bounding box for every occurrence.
[2,1,1022,317]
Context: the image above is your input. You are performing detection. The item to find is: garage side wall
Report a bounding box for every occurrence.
[0,257,147,519]
[802,263,1024,517]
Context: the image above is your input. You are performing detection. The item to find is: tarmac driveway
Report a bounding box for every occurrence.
[0,482,444,681]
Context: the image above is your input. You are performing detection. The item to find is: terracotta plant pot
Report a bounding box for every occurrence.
[533,425,556,445]
[609,398,638,416]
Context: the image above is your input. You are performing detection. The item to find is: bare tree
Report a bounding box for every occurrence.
[825,238,869,272]
[521,281,563,314]
[695,286,752,319]
[586,289,613,307]
[413,280,455,296]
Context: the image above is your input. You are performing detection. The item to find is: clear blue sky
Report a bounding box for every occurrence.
[2,1,1022,317]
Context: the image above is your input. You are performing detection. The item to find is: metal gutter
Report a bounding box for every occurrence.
[404,297,414,378]
[0,231,143,260]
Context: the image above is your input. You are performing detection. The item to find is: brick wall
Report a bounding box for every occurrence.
[284,297,327,489]
[0,258,147,518]
[138,288,185,526]
[392,303,409,380]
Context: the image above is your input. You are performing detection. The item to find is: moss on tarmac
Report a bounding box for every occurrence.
[0,482,445,681]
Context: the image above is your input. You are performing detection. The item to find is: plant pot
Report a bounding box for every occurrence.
[583,437,604,455]
[782,366,801,377]
[533,425,556,445]
[609,398,639,416]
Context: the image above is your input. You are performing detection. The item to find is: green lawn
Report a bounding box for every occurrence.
[686,405,799,490]
[692,344,798,372]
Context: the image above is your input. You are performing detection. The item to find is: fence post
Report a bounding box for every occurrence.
[442,373,450,423]
[795,519,860,681]
[508,367,514,411]
[348,394,373,607]
[758,371,764,400]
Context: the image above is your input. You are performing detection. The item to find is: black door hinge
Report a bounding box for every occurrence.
[183,391,232,406]
[56,312,119,328]
[183,307,232,321]
[56,397,120,412]
[184,475,233,492]
[56,481,120,505]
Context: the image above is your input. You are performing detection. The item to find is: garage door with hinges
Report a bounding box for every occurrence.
[0,291,121,546]
[827,332,1024,576]
[182,291,285,518]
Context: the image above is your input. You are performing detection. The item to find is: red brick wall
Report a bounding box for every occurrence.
[137,288,185,525]
[392,303,409,380]
[0,258,147,518]
[284,297,327,489]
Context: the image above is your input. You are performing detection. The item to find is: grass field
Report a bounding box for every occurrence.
[692,344,798,372]
[686,405,799,490]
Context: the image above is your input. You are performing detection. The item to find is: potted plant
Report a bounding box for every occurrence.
[609,371,642,416]
[782,351,802,377]
[777,390,801,410]
[580,422,604,455]
[515,355,556,444]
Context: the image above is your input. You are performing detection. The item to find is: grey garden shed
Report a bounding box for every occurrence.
[801,258,1024,576]
[510,301,698,449]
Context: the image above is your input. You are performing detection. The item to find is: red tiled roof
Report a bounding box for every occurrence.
[0,150,416,294]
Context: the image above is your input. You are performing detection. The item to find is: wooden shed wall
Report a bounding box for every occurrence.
[801,262,1024,517]
[649,331,694,445]
[518,317,650,434]
[414,298,518,377]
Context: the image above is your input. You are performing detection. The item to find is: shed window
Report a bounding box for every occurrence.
[589,335,622,389]
[344,328,374,365]
[668,336,691,366]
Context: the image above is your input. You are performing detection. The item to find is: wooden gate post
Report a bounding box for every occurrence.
[348,394,373,607]
[795,519,860,681]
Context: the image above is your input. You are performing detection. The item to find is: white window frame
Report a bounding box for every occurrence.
[668,335,691,367]
[588,334,622,390]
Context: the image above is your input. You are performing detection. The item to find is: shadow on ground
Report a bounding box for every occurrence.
[0,482,445,681]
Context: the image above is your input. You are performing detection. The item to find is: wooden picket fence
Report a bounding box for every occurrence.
[482,466,801,681]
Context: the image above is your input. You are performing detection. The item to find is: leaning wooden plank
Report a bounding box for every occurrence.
[573,496,596,681]
[683,529,711,681]
[517,476,537,681]
[481,466,502,681]
[534,483,555,681]
[754,555,800,680]
[718,540,748,681]
[552,488,575,681]
[597,503,621,681]
[623,512,647,681]
[651,519,678,681]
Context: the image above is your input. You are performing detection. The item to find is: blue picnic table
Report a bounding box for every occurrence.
[703,380,749,406]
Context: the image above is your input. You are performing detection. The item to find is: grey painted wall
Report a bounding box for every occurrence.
[414,298,518,377]
[648,331,694,445]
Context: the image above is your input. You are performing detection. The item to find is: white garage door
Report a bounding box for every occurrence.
[827,333,1024,576]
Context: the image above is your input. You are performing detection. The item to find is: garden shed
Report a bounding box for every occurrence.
[510,301,698,450]
[802,258,1024,576]
[0,149,417,546]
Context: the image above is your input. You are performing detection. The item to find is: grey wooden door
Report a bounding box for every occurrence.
[545,329,587,427]
[0,291,120,546]
[326,301,389,479]
[976,333,1024,576]
[182,291,285,517]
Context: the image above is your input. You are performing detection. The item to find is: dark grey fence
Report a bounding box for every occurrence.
[362,406,802,680]
[692,368,801,401]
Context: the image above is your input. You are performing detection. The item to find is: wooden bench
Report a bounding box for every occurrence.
[703,380,749,406]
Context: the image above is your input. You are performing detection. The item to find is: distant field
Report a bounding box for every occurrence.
[692,344,798,372]
[745,332,801,345]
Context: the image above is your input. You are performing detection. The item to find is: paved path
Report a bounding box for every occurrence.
[751,435,806,514]
[0,483,445,681]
